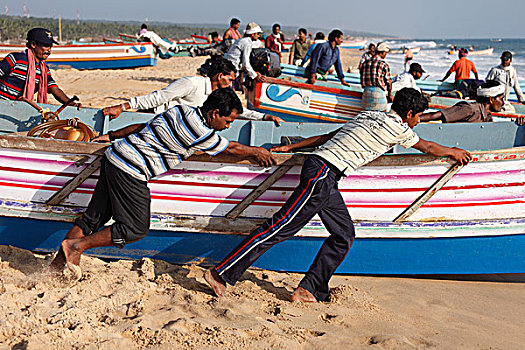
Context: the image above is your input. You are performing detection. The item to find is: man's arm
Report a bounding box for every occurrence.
[241,41,263,82]
[103,78,193,119]
[511,69,525,103]
[220,141,275,167]
[334,53,349,86]
[412,138,472,165]
[48,86,82,109]
[440,66,453,82]
[271,128,340,153]
[420,111,445,122]
[307,44,323,84]
[288,41,296,64]
[91,123,146,142]
[239,109,283,126]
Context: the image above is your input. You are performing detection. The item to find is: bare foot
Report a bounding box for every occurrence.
[61,239,83,280]
[204,268,226,297]
[290,287,317,303]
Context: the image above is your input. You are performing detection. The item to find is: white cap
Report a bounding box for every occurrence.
[245,22,263,35]
[376,42,390,52]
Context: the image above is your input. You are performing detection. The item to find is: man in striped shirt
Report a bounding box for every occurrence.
[205,88,471,302]
[48,88,275,279]
[0,28,80,107]
[360,42,392,111]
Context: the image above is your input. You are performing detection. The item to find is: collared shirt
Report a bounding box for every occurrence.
[392,72,421,93]
[359,52,373,67]
[448,57,477,82]
[486,64,525,103]
[106,105,229,181]
[0,50,57,100]
[441,101,492,123]
[128,75,265,120]
[308,41,345,80]
[290,39,311,60]
[314,110,419,176]
[226,37,258,79]
[360,56,392,91]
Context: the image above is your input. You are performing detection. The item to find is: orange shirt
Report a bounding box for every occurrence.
[448,57,477,81]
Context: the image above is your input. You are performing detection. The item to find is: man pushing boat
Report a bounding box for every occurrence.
[48,88,275,279]
[205,88,472,302]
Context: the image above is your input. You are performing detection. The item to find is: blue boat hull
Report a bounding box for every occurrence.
[2,216,523,274]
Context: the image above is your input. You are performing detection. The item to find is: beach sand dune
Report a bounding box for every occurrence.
[1,52,524,349]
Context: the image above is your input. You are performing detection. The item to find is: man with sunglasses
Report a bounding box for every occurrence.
[0,28,81,108]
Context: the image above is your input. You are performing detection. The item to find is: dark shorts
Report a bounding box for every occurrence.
[75,157,151,248]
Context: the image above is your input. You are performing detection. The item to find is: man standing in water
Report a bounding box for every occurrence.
[204,88,471,302]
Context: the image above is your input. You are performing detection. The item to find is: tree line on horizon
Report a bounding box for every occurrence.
[0,15,223,42]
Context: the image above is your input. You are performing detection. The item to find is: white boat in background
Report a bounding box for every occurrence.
[448,48,494,56]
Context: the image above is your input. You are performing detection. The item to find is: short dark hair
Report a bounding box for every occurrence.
[230,18,240,26]
[391,88,429,118]
[328,29,343,42]
[298,28,307,35]
[141,24,147,29]
[272,23,281,31]
[314,32,325,40]
[209,31,219,39]
[476,80,502,104]
[201,88,243,117]
[207,57,236,79]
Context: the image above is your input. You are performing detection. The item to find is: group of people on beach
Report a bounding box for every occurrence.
[6,24,523,303]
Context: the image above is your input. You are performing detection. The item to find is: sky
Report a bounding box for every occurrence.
[4,0,525,39]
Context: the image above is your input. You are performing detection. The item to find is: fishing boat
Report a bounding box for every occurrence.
[280,63,525,103]
[448,48,494,56]
[0,42,157,70]
[250,75,525,124]
[0,99,524,275]
[340,39,367,50]
[390,47,421,55]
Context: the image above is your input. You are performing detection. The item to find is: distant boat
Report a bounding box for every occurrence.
[390,47,421,55]
[448,48,494,56]
[490,38,502,42]
[0,42,157,69]
[340,39,367,50]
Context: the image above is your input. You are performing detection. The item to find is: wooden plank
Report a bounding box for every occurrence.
[225,157,297,219]
[393,162,465,224]
[46,155,103,206]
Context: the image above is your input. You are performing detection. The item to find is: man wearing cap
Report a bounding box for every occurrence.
[305,29,349,86]
[392,63,425,94]
[0,28,80,107]
[440,48,479,84]
[226,22,266,84]
[420,80,504,123]
[486,51,525,112]
[360,42,392,111]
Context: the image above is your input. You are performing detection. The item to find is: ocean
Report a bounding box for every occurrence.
[376,38,525,81]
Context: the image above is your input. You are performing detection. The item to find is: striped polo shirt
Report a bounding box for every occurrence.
[314,110,419,176]
[106,105,229,181]
[0,50,57,100]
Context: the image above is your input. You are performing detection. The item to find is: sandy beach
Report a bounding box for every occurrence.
[1,51,524,349]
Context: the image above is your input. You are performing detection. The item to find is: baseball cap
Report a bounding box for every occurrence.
[245,22,263,35]
[409,63,425,74]
[376,42,390,52]
[26,28,59,45]
[501,51,512,60]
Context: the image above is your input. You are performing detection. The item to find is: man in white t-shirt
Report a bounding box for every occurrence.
[392,63,425,94]
[205,88,472,303]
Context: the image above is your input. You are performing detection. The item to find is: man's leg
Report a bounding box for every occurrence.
[61,226,114,279]
[297,187,355,301]
[48,160,113,273]
[207,157,336,295]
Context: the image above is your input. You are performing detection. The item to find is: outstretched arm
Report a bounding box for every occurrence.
[412,138,472,165]
[91,123,146,142]
[221,141,276,167]
[419,111,445,122]
[271,129,340,153]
